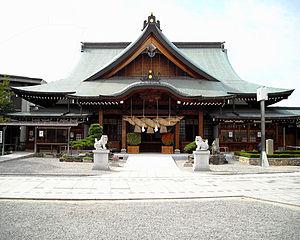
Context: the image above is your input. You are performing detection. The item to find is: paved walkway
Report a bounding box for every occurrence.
[0,172,299,206]
[0,152,34,163]
[119,154,181,177]
[0,154,299,206]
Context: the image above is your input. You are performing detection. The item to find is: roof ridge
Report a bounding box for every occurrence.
[84,15,219,82]
[81,41,225,51]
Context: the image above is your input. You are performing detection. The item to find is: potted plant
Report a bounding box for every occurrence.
[161,132,174,154]
[127,132,141,154]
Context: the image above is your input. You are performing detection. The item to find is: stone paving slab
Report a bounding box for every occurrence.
[0,154,299,205]
[0,172,299,206]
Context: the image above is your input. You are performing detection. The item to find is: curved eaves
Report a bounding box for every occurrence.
[69,81,233,100]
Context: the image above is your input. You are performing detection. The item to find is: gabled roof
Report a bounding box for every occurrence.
[84,14,219,81]
[12,14,294,104]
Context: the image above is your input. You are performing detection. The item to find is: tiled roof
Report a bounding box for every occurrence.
[13,15,292,100]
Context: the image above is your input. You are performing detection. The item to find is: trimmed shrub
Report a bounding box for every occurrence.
[59,154,82,162]
[88,123,103,138]
[161,132,174,146]
[83,156,93,162]
[70,124,103,149]
[274,150,300,154]
[184,141,197,153]
[127,132,141,146]
[235,151,300,158]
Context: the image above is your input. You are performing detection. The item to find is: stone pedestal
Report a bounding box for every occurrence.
[92,149,109,170]
[193,150,210,171]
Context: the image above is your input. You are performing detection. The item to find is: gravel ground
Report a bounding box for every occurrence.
[0,198,299,240]
[0,157,299,175]
[0,157,123,175]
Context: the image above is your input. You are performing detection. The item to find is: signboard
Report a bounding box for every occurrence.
[228,131,233,138]
[257,131,261,138]
[257,86,268,101]
[0,131,2,144]
[39,130,44,137]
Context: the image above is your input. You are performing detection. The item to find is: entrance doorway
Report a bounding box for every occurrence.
[140,132,161,152]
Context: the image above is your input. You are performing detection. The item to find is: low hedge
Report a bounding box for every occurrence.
[83,156,93,162]
[235,151,300,158]
[274,150,300,154]
[59,153,93,162]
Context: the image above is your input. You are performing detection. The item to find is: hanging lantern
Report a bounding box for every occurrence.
[134,125,141,133]
[147,127,154,134]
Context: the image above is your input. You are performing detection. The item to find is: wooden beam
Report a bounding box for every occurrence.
[175,122,180,149]
[198,111,204,137]
[98,110,103,126]
[121,119,127,150]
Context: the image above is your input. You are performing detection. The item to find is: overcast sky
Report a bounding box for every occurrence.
[0,0,299,106]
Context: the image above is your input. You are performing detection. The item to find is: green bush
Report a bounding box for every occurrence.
[235,151,300,158]
[71,124,103,149]
[127,132,141,146]
[274,150,300,154]
[184,141,197,153]
[88,123,103,138]
[59,154,82,162]
[83,156,93,162]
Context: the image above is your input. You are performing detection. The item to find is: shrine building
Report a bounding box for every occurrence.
[4,14,300,154]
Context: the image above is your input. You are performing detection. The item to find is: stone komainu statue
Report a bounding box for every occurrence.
[94,135,108,150]
[195,136,209,151]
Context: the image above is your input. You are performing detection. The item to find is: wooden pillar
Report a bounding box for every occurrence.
[283,126,286,149]
[34,126,37,154]
[1,126,6,156]
[247,123,250,142]
[275,123,279,143]
[121,118,127,150]
[175,122,180,149]
[295,123,298,146]
[198,111,204,137]
[98,110,103,126]
[67,127,71,154]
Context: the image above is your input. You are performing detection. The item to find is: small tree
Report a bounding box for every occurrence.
[0,77,13,122]
[71,124,103,149]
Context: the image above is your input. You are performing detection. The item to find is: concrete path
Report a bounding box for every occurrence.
[120,154,181,177]
[0,172,299,206]
[0,152,34,163]
[0,154,299,206]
